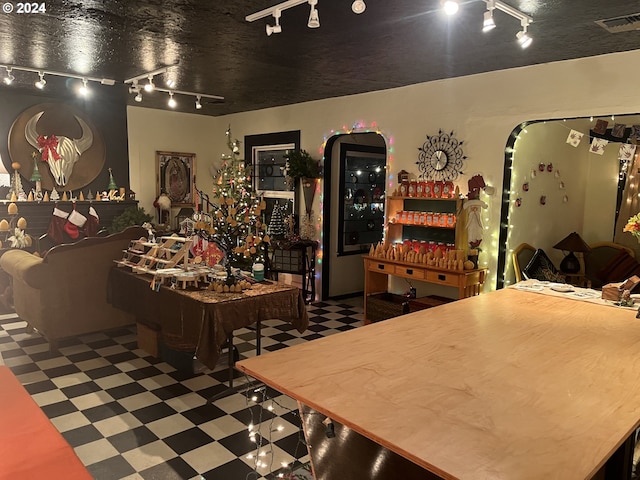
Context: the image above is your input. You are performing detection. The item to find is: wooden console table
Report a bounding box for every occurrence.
[363,255,486,324]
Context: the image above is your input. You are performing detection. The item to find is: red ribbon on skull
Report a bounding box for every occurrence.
[37,135,62,162]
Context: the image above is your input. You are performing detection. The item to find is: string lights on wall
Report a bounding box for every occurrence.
[443,0,533,48]
[124,65,224,110]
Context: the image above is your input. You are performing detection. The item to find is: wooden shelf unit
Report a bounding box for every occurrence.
[116,235,192,274]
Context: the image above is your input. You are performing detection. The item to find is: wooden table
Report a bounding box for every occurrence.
[108,267,309,372]
[237,287,640,479]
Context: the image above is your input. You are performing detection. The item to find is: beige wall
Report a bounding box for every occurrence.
[127,49,640,297]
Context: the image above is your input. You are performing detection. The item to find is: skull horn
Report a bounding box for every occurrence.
[25,111,45,150]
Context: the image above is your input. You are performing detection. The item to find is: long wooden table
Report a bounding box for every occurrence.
[237,287,640,479]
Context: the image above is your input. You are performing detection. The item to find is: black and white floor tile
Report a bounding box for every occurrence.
[0,299,363,480]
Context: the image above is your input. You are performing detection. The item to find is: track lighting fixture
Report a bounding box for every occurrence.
[307,0,319,28]
[167,91,177,108]
[480,0,533,47]
[266,9,282,36]
[144,75,155,92]
[351,0,366,14]
[124,65,224,111]
[165,78,176,89]
[2,67,14,85]
[442,0,459,16]
[35,72,46,89]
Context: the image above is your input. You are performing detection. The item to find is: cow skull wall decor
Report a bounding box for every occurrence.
[24,111,94,187]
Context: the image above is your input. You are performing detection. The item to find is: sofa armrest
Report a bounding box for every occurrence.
[0,249,47,289]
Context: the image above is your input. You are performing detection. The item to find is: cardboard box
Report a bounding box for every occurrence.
[137,322,160,358]
[602,275,640,301]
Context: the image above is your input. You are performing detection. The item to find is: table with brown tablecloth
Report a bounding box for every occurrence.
[108,267,309,369]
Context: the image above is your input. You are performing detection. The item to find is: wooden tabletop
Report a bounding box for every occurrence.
[237,288,640,480]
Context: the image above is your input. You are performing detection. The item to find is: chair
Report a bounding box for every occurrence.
[512,243,536,282]
[584,241,636,288]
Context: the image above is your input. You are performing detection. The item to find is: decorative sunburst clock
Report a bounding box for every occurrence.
[416,130,466,181]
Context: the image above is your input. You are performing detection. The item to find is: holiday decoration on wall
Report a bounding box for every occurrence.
[416,129,466,182]
[194,126,270,282]
[9,103,106,191]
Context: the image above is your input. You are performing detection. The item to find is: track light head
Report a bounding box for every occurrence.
[79,78,89,96]
[351,0,366,14]
[266,8,282,36]
[168,91,177,108]
[482,10,496,32]
[308,0,319,28]
[3,67,14,85]
[195,95,202,110]
[516,23,532,48]
[35,72,46,89]
[134,92,143,102]
[165,78,176,88]
[442,0,459,15]
[144,75,155,92]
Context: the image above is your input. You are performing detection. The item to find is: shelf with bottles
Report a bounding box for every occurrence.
[385,195,463,247]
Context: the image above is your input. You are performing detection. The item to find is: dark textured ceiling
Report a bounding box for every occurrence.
[1,1,639,116]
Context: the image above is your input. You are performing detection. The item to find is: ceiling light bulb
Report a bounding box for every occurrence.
[351,0,366,14]
[482,10,495,32]
[195,95,202,109]
[308,2,319,28]
[134,92,143,102]
[165,78,176,88]
[79,78,89,96]
[442,0,459,15]
[144,75,155,92]
[516,30,532,48]
[168,92,177,108]
[35,72,46,89]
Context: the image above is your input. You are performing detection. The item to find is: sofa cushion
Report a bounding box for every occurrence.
[596,249,640,286]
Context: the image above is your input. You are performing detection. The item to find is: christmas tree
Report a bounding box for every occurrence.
[268,203,287,239]
[197,126,269,278]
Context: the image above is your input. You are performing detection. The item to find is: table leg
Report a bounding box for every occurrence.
[604,431,634,480]
[256,319,261,356]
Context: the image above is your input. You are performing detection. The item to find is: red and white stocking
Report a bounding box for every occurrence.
[47,208,69,244]
[64,209,87,240]
[83,206,100,237]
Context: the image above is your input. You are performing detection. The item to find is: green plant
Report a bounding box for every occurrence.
[109,206,153,233]
[284,149,320,179]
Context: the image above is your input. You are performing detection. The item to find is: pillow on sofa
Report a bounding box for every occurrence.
[522,249,565,282]
[596,249,640,286]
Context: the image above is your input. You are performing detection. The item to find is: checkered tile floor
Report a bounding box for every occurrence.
[0,298,363,480]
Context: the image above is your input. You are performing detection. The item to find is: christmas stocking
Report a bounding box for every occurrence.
[47,207,69,244]
[64,208,87,240]
[83,206,100,236]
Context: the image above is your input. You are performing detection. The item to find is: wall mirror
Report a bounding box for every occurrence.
[499,114,640,287]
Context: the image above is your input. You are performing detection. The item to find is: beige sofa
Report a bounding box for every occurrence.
[0,226,146,350]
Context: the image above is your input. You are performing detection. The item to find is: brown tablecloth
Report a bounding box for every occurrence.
[108,267,309,368]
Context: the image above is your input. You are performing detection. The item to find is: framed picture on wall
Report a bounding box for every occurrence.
[156,151,196,207]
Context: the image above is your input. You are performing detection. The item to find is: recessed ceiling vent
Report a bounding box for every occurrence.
[595,13,640,33]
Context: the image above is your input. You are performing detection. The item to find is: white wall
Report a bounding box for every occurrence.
[128,49,640,297]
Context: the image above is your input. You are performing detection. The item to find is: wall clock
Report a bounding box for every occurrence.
[416,129,466,182]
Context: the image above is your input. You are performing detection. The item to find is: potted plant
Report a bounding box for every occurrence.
[284,149,321,217]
